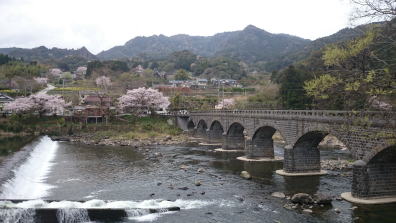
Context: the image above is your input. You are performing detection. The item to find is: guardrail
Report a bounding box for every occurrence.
[188,110,396,126]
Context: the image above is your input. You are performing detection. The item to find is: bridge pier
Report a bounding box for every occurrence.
[238,126,283,162]
[237,138,283,162]
[207,123,224,144]
[342,146,396,204]
[221,135,245,151]
[276,145,327,176]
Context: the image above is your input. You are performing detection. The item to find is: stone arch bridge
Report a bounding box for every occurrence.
[174,110,396,202]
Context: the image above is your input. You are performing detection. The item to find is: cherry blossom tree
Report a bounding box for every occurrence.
[3,97,36,114]
[215,98,235,110]
[118,87,170,114]
[96,76,111,91]
[4,93,70,116]
[30,93,70,116]
[34,77,48,86]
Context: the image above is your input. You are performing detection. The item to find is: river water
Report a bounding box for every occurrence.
[0,136,395,222]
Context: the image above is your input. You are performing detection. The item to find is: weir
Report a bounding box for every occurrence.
[0,200,181,222]
[0,136,58,199]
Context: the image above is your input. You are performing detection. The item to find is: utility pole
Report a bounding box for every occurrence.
[222,82,224,110]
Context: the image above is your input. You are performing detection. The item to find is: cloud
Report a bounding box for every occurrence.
[0,0,353,54]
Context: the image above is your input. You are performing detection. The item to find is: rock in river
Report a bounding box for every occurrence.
[314,193,332,205]
[240,171,252,180]
[271,192,286,199]
[291,193,314,204]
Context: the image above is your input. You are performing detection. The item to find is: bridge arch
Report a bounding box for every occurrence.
[249,126,278,158]
[187,120,195,131]
[353,145,396,198]
[285,128,351,173]
[196,120,208,137]
[210,120,224,132]
[223,122,245,150]
[227,122,245,136]
[207,120,224,143]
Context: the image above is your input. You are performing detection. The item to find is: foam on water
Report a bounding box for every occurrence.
[56,208,90,223]
[0,198,224,210]
[0,136,58,199]
[0,208,35,223]
[0,199,224,222]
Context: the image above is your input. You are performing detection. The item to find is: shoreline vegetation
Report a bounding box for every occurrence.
[0,115,186,149]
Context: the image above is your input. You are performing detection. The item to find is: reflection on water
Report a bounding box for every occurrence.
[0,137,395,223]
[0,135,35,157]
[283,176,320,195]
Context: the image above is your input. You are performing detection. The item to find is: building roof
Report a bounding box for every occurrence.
[83,95,112,103]
[0,93,14,103]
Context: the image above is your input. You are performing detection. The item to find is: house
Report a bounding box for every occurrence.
[72,93,113,123]
[211,79,240,87]
[196,78,208,88]
[0,93,14,112]
[72,105,109,124]
[169,80,185,87]
[81,95,112,107]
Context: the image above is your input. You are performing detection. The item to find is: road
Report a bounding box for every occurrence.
[37,84,55,94]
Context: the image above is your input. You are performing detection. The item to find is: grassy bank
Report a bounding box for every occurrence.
[0,115,183,141]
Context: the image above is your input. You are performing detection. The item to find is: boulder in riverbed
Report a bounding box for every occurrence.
[197,168,205,173]
[240,171,252,180]
[271,192,286,199]
[291,193,314,204]
[314,193,332,205]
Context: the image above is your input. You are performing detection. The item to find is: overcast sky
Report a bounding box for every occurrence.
[0,0,354,54]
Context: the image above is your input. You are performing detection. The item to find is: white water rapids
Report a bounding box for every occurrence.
[0,136,58,199]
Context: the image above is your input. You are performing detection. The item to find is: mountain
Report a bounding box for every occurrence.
[264,23,378,71]
[0,46,97,62]
[97,25,311,62]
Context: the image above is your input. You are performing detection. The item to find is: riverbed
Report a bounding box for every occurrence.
[0,136,395,222]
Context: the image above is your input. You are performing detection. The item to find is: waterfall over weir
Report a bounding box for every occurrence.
[0,136,58,200]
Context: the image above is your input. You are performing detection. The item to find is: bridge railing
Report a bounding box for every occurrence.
[189,110,395,126]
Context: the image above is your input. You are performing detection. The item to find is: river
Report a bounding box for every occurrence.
[0,136,395,222]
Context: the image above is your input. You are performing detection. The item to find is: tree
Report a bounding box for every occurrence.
[174,69,190,80]
[308,28,395,110]
[0,54,13,65]
[215,98,235,110]
[350,0,396,23]
[278,66,312,109]
[118,87,170,114]
[96,76,112,91]
[34,77,48,85]
[3,97,35,114]
[4,93,70,116]
[170,50,197,71]
[30,93,70,116]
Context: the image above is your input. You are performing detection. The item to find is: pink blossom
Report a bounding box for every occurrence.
[30,93,71,115]
[96,76,111,89]
[215,98,235,109]
[34,77,48,85]
[3,97,35,114]
[118,87,170,112]
[3,93,70,115]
